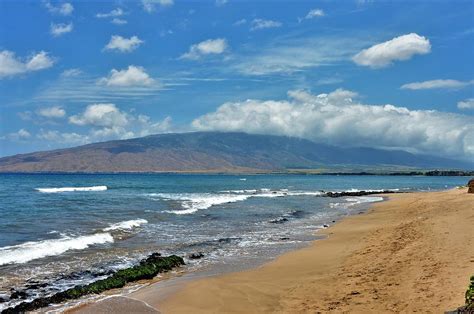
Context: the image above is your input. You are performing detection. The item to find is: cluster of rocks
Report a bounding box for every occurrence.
[1,253,184,314]
[324,190,399,198]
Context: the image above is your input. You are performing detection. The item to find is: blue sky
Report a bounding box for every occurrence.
[0,0,473,160]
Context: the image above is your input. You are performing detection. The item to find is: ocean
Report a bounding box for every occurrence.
[0,173,468,311]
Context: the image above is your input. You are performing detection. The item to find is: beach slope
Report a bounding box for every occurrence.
[135,188,474,313]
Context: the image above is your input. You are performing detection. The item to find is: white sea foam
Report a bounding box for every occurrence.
[345,196,384,204]
[103,219,148,231]
[151,189,326,215]
[151,193,251,215]
[36,186,108,193]
[0,233,114,266]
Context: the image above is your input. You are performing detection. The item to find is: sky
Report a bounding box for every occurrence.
[0,0,473,161]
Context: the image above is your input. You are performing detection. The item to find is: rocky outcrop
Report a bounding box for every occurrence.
[468,179,474,193]
[1,253,184,314]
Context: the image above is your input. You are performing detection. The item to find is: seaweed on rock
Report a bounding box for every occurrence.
[2,253,184,314]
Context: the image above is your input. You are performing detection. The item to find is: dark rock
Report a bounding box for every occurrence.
[25,283,48,290]
[325,190,397,198]
[188,252,204,260]
[468,179,474,194]
[323,224,329,228]
[10,290,28,300]
[269,217,288,224]
[1,254,184,314]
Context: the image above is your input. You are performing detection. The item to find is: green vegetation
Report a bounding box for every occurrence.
[2,253,184,314]
[466,275,474,309]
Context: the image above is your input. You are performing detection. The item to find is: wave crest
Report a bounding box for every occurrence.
[36,186,108,193]
[103,219,148,231]
[0,233,113,266]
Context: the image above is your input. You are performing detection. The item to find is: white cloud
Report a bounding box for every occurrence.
[50,22,73,37]
[48,104,174,144]
[104,35,144,53]
[69,103,129,128]
[37,106,66,118]
[233,36,367,75]
[142,0,174,12]
[401,79,474,90]
[98,65,154,87]
[0,50,54,78]
[180,38,228,60]
[96,8,124,18]
[250,19,282,31]
[353,33,431,68]
[61,68,82,77]
[5,129,32,141]
[458,99,474,110]
[18,111,33,121]
[303,9,325,20]
[233,19,247,26]
[192,88,474,160]
[37,129,86,145]
[44,1,73,15]
[215,0,228,6]
[111,18,128,25]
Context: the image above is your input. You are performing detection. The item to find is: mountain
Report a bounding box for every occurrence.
[0,132,471,173]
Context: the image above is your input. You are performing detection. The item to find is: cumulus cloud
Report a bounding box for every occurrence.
[250,19,282,31]
[98,65,154,87]
[58,104,173,144]
[458,99,474,110]
[69,103,128,128]
[37,106,66,118]
[180,38,228,60]
[300,9,325,21]
[44,1,73,15]
[192,89,474,160]
[4,129,32,141]
[96,8,124,18]
[142,0,173,12]
[50,22,73,37]
[111,18,127,25]
[104,35,144,53]
[401,79,474,90]
[0,50,54,78]
[353,33,431,68]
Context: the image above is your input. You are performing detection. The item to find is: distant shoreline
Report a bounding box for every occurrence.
[0,170,473,176]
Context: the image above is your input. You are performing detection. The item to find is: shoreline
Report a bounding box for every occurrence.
[72,187,472,313]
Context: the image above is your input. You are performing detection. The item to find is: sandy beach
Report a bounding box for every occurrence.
[75,188,474,313]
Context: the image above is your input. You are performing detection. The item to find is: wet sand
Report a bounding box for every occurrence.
[76,188,474,313]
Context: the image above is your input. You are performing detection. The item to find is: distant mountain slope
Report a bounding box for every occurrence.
[0,132,471,172]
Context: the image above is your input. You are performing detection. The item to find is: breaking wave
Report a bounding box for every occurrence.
[150,193,251,215]
[35,186,108,193]
[0,233,114,266]
[103,219,148,232]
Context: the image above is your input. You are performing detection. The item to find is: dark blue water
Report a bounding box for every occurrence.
[0,174,467,309]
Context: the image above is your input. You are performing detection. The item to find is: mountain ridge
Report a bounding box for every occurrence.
[0,132,471,173]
